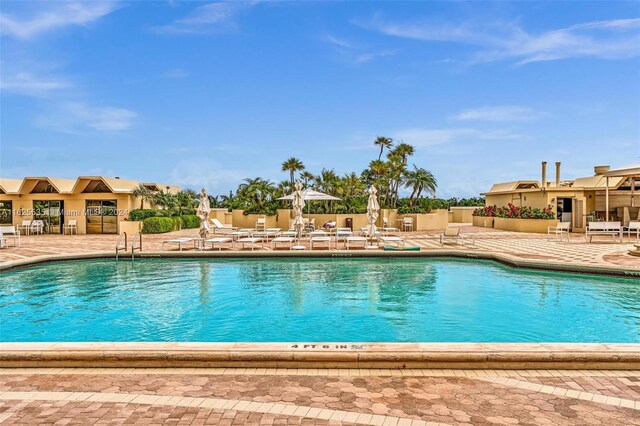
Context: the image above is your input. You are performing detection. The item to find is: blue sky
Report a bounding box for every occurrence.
[1,1,639,197]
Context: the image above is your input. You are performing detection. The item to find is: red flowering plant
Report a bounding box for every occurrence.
[493,203,555,219]
[472,205,497,217]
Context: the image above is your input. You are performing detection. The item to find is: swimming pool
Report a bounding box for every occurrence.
[1,258,638,343]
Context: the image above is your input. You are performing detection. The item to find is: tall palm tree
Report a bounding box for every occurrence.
[281,157,305,185]
[300,171,315,187]
[374,136,393,160]
[391,142,415,164]
[404,166,437,206]
[132,184,153,209]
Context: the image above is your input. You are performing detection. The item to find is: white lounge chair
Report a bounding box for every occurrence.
[162,237,197,251]
[255,217,266,232]
[625,221,640,242]
[310,235,332,250]
[235,237,263,251]
[333,228,353,249]
[210,218,238,234]
[381,217,400,235]
[203,237,232,250]
[271,236,297,250]
[401,217,414,232]
[379,236,405,248]
[440,227,464,245]
[252,228,281,240]
[547,221,571,242]
[63,219,78,235]
[345,236,367,250]
[0,233,6,249]
[0,226,20,247]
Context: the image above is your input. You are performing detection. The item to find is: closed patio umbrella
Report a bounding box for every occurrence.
[366,186,379,238]
[292,182,306,238]
[196,188,211,238]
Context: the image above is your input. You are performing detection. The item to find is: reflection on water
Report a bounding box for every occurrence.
[1,258,638,343]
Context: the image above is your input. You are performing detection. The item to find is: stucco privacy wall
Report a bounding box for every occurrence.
[450,207,476,223]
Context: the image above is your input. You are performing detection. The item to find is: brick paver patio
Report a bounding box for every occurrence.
[0,369,639,425]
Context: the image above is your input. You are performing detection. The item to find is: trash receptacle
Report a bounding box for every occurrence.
[345,218,353,230]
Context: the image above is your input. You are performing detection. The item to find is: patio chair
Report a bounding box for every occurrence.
[0,226,20,247]
[210,218,238,234]
[63,219,78,235]
[402,217,414,232]
[378,236,405,248]
[345,236,368,250]
[547,221,571,242]
[255,217,266,232]
[0,233,6,249]
[235,237,263,251]
[439,227,464,245]
[17,220,31,236]
[309,231,331,250]
[271,236,297,250]
[29,220,45,235]
[625,221,640,242]
[161,238,197,251]
[381,217,400,235]
[204,237,232,251]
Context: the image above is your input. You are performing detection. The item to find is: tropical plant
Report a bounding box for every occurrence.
[404,165,437,206]
[281,157,305,185]
[131,184,153,209]
[152,190,177,210]
[373,136,393,160]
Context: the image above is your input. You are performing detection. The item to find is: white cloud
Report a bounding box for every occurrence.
[356,15,640,65]
[37,102,137,133]
[169,158,248,192]
[0,1,120,39]
[392,127,521,147]
[0,72,71,96]
[163,68,189,79]
[452,106,546,122]
[320,32,396,65]
[153,1,258,34]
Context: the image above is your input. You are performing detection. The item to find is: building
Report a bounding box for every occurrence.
[0,176,180,234]
[482,162,639,233]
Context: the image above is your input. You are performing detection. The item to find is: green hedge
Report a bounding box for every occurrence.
[129,209,158,221]
[180,214,200,229]
[142,217,175,234]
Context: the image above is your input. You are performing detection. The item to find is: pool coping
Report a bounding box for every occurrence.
[1,250,640,278]
[1,343,639,370]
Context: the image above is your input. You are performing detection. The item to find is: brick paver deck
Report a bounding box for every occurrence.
[1,225,639,271]
[0,369,638,425]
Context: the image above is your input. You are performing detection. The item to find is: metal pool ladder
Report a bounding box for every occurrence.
[116,232,142,261]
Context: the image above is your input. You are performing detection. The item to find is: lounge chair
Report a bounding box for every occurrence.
[0,226,20,247]
[345,236,367,250]
[310,232,332,249]
[440,227,464,245]
[381,217,400,235]
[378,236,405,248]
[235,237,263,251]
[271,236,297,250]
[63,219,78,235]
[162,237,197,251]
[210,218,238,234]
[255,217,266,232]
[625,221,640,242]
[204,237,232,251]
[547,221,571,242]
[401,217,414,232]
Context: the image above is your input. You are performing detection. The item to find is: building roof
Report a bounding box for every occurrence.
[604,163,640,177]
[571,175,626,189]
[0,176,180,195]
[0,178,23,194]
[486,181,540,194]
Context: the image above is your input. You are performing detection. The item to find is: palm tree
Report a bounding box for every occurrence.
[404,165,437,206]
[281,157,305,185]
[391,142,415,164]
[132,184,153,209]
[374,136,393,160]
[153,190,177,210]
[300,171,315,188]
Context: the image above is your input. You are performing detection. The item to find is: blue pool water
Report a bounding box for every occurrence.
[1,258,638,342]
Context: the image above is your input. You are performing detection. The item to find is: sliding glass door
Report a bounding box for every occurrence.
[33,200,64,234]
[86,200,118,234]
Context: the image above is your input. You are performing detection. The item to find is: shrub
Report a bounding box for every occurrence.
[129,209,157,221]
[475,203,555,219]
[180,214,200,229]
[142,217,175,234]
[171,216,183,231]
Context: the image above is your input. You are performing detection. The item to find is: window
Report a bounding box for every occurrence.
[82,180,112,193]
[86,200,118,234]
[33,200,63,233]
[0,201,12,225]
[31,181,58,193]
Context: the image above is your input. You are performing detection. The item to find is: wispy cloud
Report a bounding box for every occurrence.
[37,102,137,134]
[169,157,248,191]
[356,14,640,65]
[0,71,71,97]
[153,1,258,35]
[0,1,120,39]
[320,32,396,65]
[162,68,189,79]
[452,106,546,122]
[392,128,522,146]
